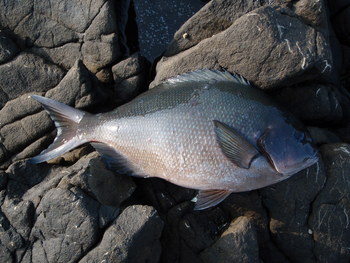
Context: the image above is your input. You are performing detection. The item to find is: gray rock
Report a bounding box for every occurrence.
[152,5,332,90]
[309,144,350,262]
[260,159,326,262]
[0,210,24,253]
[0,31,19,64]
[200,216,259,263]
[112,53,148,104]
[164,0,265,57]
[0,244,12,263]
[0,53,64,107]
[133,0,204,61]
[1,0,121,72]
[271,84,344,124]
[31,187,100,263]
[80,205,164,263]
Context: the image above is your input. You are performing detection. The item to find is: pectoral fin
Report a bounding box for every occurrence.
[213,120,259,169]
[193,189,232,210]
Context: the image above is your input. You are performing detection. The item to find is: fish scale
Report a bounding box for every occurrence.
[29,69,318,210]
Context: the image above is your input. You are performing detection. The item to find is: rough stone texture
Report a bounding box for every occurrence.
[164,0,266,57]
[112,53,148,104]
[0,0,121,73]
[309,144,350,262]
[200,216,259,263]
[0,0,350,262]
[0,53,65,108]
[133,0,204,62]
[152,6,333,90]
[271,83,344,124]
[80,205,163,263]
[0,60,104,164]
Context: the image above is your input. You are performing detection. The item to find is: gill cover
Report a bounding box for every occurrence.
[258,126,318,175]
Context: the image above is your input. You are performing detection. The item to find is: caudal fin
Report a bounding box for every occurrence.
[29,95,89,163]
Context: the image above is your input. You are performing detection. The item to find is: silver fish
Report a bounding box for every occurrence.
[30,70,318,210]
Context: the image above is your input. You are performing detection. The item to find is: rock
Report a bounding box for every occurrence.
[0,53,64,107]
[0,31,19,64]
[0,60,104,165]
[260,159,326,262]
[309,144,350,262]
[0,170,8,190]
[331,6,350,46]
[31,187,100,263]
[112,53,148,104]
[87,155,136,206]
[0,210,24,253]
[164,0,265,57]
[0,0,121,72]
[308,127,342,145]
[271,83,344,124]
[80,205,164,263]
[133,0,204,62]
[200,216,259,263]
[152,5,332,90]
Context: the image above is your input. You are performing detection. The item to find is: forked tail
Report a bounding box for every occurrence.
[29,95,89,163]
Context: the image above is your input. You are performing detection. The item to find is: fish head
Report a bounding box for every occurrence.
[258,124,318,176]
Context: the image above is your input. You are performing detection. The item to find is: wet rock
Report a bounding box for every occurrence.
[309,144,350,262]
[133,0,204,62]
[271,83,344,124]
[200,216,259,263]
[260,160,326,262]
[31,188,100,263]
[112,53,148,104]
[80,205,163,263]
[152,6,332,90]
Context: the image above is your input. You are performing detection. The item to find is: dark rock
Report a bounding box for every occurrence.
[260,160,326,262]
[112,53,148,104]
[200,216,259,263]
[98,205,120,229]
[31,187,100,263]
[271,83,344,124]
[0,210,24,253]
[87,155,136,206]
[0,244,12,263]
[0,53,65,107]
[331,6,350,46]
[308,127,342,145]
[294,0,328,29]
[309,143,350,262]
[0,0,121,72]
[2,199,35,239]
[80,205,164,263]
[133,0,204,62]
[164,0,265,57]
[0,31,19,64]
[0,170,8,190]
[152,6,332,90]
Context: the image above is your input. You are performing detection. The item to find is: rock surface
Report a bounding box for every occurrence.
[1,0,350,262]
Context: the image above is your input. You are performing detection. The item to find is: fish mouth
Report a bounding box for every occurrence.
[272,152,319,176]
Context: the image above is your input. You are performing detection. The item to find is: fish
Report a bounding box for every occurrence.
[29,69,319,210]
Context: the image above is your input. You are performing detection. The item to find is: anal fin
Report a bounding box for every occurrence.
[91,142,143,177]
[193,189,232,210]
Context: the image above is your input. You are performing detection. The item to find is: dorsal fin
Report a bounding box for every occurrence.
[164,69,250,86]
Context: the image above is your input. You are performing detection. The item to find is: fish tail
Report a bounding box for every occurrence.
[29,95,89,163]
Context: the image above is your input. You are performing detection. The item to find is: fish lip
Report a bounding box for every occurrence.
[275,152,319,176]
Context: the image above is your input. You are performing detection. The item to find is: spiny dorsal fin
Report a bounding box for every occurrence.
[214,120,259,169]
[193,189,232,210]
[165,69,250,86]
